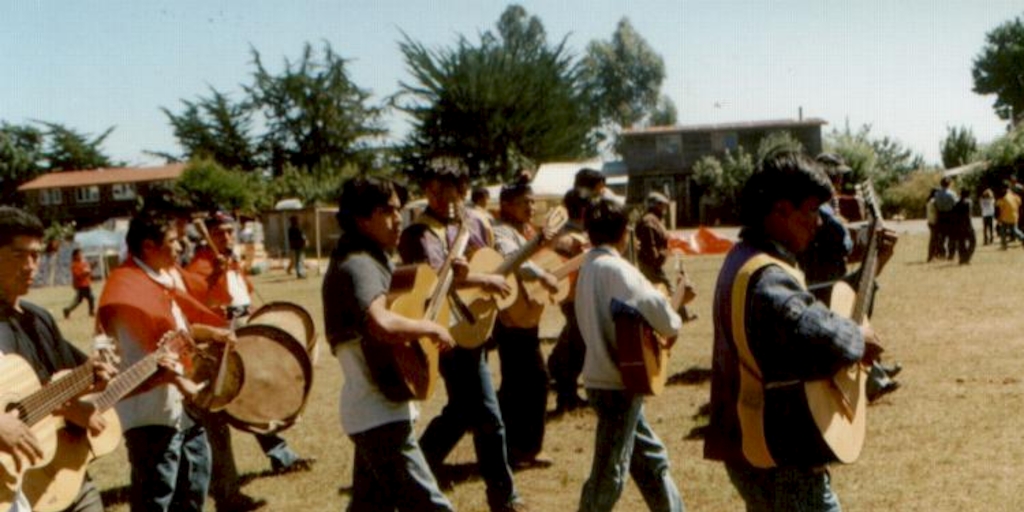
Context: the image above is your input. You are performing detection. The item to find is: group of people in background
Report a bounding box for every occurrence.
[926,174,1024,263]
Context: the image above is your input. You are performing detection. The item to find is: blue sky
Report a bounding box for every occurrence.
[1,1,1020,167]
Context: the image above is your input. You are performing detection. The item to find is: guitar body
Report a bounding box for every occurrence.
[611,299,670,396]
[450,247,515,348]
[22,408,121,512]
[801,280,868,464]
[364,265,447,401]
[0,357,65,489]
[520,250,571,305]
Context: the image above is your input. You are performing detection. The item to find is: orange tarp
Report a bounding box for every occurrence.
[668,227,735,255]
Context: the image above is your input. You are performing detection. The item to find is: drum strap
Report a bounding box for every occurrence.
[730,253,804,469]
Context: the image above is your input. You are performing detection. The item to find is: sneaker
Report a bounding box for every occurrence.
[511,451,553,470]
[883,362,902,378]
[868,380,901,402]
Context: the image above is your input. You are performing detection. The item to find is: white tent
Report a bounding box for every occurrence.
[485,159,626,200]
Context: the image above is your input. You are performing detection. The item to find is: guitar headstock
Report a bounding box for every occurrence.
[541,206,569,240]
[856,181,883,224]
[156,330,196,358]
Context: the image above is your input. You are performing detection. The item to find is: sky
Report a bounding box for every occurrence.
[2,0,1021,168]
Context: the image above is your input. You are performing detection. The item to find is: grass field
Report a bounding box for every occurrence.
[26,230,1024,511]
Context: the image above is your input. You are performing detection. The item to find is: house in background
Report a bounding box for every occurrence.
[620,118,826,226]
[18,164,186,227]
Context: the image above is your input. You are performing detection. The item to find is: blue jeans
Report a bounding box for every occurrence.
[726,464,841,512]
[579,389,684,512]
[292,249,307,278]
[419,346,519,510]
[123,424,211,512]
[349,421,454,512]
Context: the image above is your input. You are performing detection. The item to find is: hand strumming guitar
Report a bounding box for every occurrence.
[0,410,42,470]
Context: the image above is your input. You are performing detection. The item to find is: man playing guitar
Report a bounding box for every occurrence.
[705,153,883,510]
[491,177,559,469]
[397,157,527,512]
[0,207,117,512]
[323,177,456,511]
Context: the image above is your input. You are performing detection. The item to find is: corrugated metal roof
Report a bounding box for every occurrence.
[18,164,187,191]
[622,118,828,136]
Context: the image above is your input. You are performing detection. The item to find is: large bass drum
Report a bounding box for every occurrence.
[196,324,313,435]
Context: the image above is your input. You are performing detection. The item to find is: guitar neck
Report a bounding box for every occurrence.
[551,253,586,280]
[16,364,94,426]
[91,352,163,412]
[495,234,543,276]
[425,220,471,321]
[851,182,884,323]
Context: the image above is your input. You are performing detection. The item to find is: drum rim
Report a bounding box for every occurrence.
[248,301,316,346]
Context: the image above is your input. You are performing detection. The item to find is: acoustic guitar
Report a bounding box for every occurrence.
[449,207,568,348]
[22,331,195,512]
[500,250,586,329]
[0,356,99,507]
[612,219,687,396]
[802,182,883,464]
[363,210,470,402]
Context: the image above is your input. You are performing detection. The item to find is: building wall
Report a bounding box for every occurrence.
[25,180,175,227]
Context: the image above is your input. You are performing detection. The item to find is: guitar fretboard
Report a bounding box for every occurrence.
[15,364,94,426]
[92,353,163,411]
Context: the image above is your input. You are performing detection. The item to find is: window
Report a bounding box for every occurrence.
[75,186,100,204]
[711,131,739,151]
[39,189,62,205]
[655,134,681,155]
[112,183,136,201]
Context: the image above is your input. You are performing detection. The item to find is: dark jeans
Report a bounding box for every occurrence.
[548,303,586,407]
[349,421,454,512]
[124,424,211,512]
[65,286,95,316]
[579,389,684,512]
[726,463,841,512]
[202,413,300,501]
[955,228,976,264]
[494,321,548,462]
[927,224,945,261]
[983,215,994,245]
[419,346,519,511]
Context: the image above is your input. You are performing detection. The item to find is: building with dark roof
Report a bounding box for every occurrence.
[18,164,186,226]
[620,118,827,226]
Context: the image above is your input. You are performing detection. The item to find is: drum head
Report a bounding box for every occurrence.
[247,302,317,354]
[223,324,313,434]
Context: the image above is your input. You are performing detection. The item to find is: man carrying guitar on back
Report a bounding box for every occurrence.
[397,156,527,512]
[705,153,883,511]
[0,207,117,512]
[322,177,456,511]
[574,198,685,512]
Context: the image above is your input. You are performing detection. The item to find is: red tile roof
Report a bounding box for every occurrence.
[622,118,827,136]
[18,164,187,191]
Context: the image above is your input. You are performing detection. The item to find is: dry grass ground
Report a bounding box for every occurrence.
[27,231,1024,511]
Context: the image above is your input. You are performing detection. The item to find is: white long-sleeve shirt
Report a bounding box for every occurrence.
[574,245,682,390]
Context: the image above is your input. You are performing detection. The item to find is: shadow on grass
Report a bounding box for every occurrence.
[101,464,316,507]
[667,366,712,386]
[684,401,712,440]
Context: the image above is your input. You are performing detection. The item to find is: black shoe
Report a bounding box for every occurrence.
[883,362,902,378]
[271,456,316,474]
[62,308,70,320]
[217,493,267,512]
[868,380,901,402]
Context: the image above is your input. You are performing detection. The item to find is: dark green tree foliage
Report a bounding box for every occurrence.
[38,122,114,171]
[691,147,755,223]
[972,14,1024,125]
[581,18,666,129]
[248,42,386,175]
[161,88,261,171]
[175,158,267,214]
[826,124,924,192]
[755,131,805,165]
[940,125,978,169]
[397,5,596,182]
[0,123,45,203]
[648,95,678,127]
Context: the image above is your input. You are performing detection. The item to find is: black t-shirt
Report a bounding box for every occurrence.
[321,234,392,351]
[0,301,87,382]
